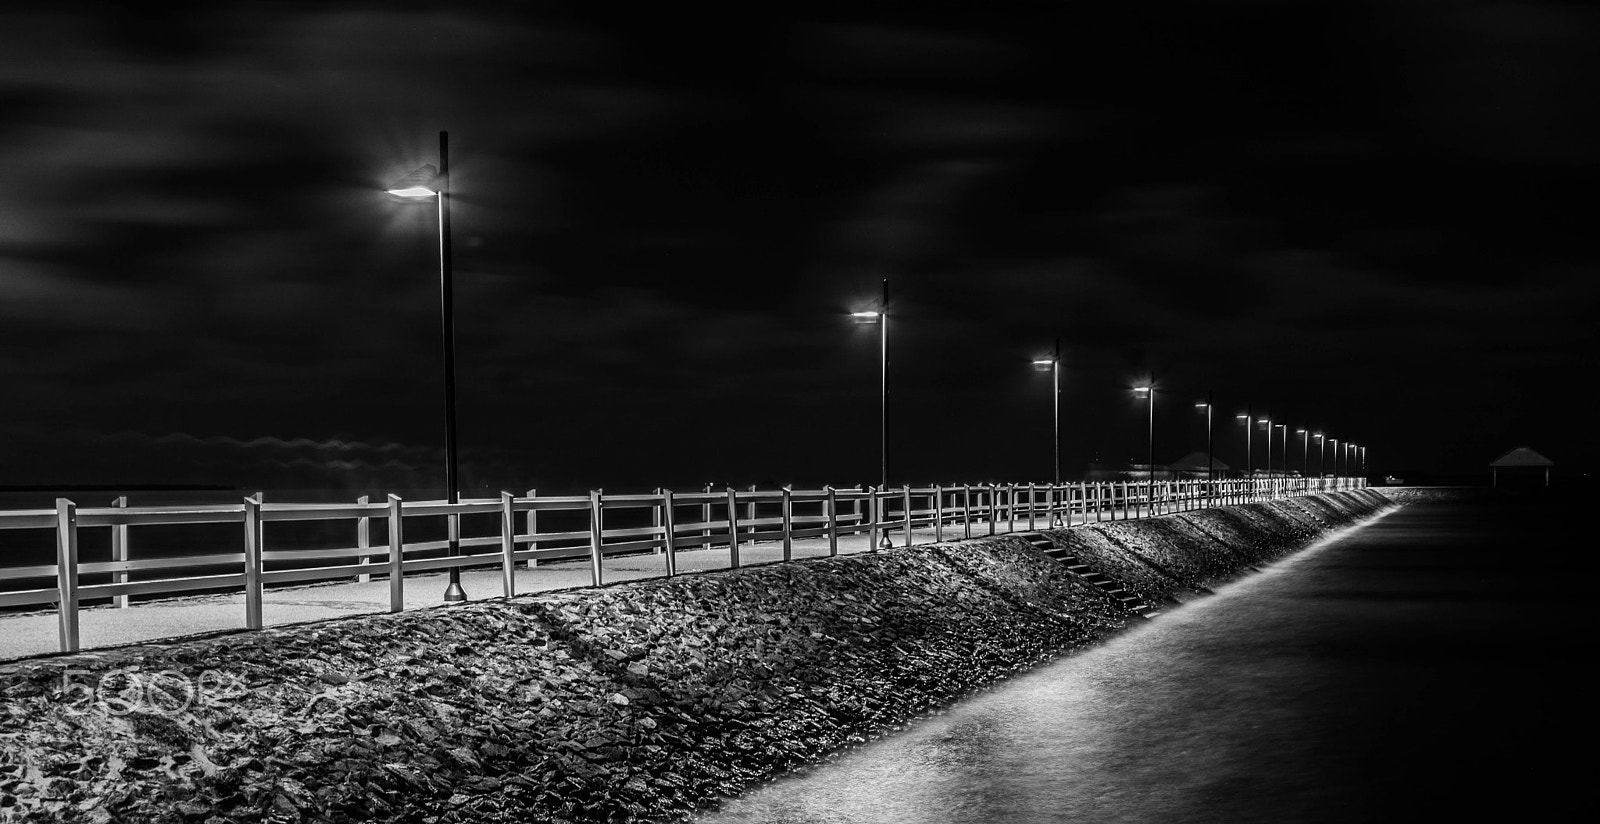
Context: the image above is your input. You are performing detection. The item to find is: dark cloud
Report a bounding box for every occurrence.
[1,1,1596,494]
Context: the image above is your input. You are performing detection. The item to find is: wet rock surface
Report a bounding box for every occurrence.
[1,492,1395,823]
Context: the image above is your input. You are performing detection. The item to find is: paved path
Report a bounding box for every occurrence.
[3,512,1145,662]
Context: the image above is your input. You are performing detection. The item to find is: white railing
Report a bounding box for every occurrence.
[1,476,1363,653]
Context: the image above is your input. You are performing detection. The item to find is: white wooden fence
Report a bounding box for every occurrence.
[1,476,1362,653]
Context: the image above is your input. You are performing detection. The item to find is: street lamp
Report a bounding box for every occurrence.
[1134,383,1154,517]
[1033,338,1063,525]
[1330,438,1340,477]
[1259,414,1272,479]
[851,278,891,547]
[1296,428,1309,477]
[386,130,465,603]
[1315,432,1326,478]
[1236,405,1253,477]
[1195,392,1214,488]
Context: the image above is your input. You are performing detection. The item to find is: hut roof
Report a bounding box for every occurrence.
[1489,447,1553,468]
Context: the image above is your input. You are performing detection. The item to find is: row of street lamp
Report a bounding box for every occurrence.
[386,134,1366,600]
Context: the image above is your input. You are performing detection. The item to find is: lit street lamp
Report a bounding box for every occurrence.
[1134,382,1154,517]
[386,130,465,603]
[1259,413,1272,478]
[851,278,891,547]
[1033,338,1063,526]
[1236,404,1253,477]
[1315,432,1326,478]
[1032,337,1062,486]
[1296,428,1309,477]
[1195,392,1214,486]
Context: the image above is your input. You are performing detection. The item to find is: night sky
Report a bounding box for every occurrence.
[3,2,1596,499]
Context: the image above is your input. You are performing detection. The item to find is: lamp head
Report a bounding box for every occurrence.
[850,311,882,325]
[1032,358,1056,372]
[386,164,439,198]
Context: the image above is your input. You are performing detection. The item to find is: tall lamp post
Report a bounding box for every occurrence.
[387,130,465,603]
[1236,405,1253,478]
[851,278,891,547]
[1330,438,1340,478]
[1296,428,1309,478]
[1032,338,1062,486]
[1315,432,1326,479]
[1134,382,1154,517]
[1260,413,1272,479]
[1033,338,1063,525]
[1274,423,1286,481]
[1195,392,1214,497]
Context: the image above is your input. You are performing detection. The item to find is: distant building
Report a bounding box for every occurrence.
[1489,447,1553,487]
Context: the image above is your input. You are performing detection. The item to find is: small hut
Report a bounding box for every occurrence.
[1489,447,1553,487]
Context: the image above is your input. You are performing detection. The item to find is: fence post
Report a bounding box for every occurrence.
[524,488,539,567]
[865,486,880,548]
[986,484,997,536]
[702,483,714,548]
[781,485,793,562]
[726,487,742,568]
[357,495,372,583]
[54,499,81,653]
[501,492,517,598]
[933,484,944,543]
[588,490,605,587]
[111,495,129,609]
[962,484,972,539]
[388,495,405,613]
[901,485,912,547]
[825,485,839,556]
[661,488,678,576]
[1027,483,1037,531]
[243,495,263,631]
[652,488,664,554]
[747,484,758,535]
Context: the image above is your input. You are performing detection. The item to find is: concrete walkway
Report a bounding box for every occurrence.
[3,514,1122,662]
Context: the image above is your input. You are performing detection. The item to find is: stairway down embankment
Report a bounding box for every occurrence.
[0,490,1397,824]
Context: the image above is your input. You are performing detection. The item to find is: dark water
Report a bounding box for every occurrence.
[698,492,1588,823]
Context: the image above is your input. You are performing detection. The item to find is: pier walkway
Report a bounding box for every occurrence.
[0,518,1056,662]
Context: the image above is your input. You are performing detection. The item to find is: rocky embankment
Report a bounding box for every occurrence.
[0,490,1395,823]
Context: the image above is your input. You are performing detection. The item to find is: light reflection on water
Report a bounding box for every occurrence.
[697,500,1581,823]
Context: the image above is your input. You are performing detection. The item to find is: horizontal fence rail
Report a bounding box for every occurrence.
[1,477,1364,653]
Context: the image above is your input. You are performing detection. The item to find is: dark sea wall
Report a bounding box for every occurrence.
[0,491,1394,824]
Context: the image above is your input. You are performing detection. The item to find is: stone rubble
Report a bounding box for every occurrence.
[0,490,1396,823]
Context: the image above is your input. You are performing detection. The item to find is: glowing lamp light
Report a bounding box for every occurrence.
[386,164,439,198]
[1032,358,1055,372]
[850,311,882,324]
[1133,386,1151,397]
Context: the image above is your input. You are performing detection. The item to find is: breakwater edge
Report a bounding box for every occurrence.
[0,490,1397,823]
